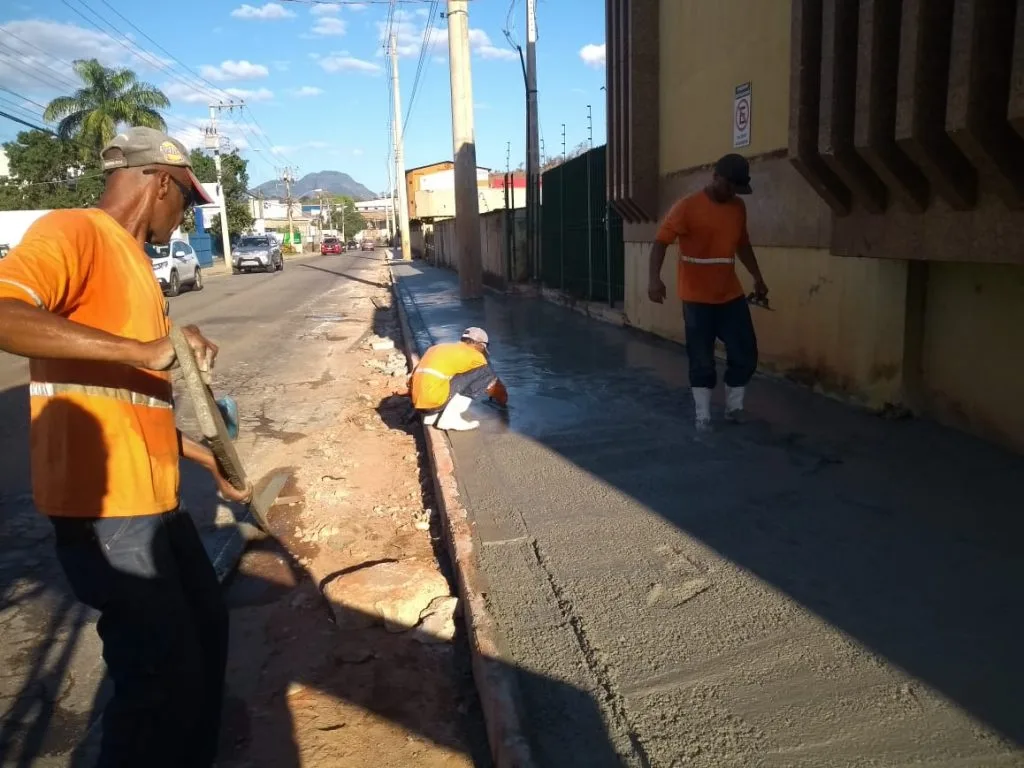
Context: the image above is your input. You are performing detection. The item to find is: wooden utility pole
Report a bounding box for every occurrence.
[389,33,412,261]
[206,100,244,266]
[525,0,540,281]
[446,0,483,298]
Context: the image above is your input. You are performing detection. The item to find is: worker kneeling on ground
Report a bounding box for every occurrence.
[411,327,508,431]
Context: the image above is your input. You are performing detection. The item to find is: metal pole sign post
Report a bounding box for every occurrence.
[733,82,752,149]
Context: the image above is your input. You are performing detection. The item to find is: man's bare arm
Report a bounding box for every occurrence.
[178,431,252,503]
[0,298,170,368]
[737,243,767,295]
[648,241,669,303]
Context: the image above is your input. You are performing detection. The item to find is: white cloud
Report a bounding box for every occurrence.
[352,148,364,156]
[317,53,381,74]
[0,20,169,94]
[348,3,368,10]
[579,43,606,69]
[230,3,294,20]
[164,82,273,104]
[377,11,446,58]
[292,85,324,97]
[306,140,329,149]
[200,60,269,81]
[310,2,340,15]
[468,29,517,61]
[311,17,347,36]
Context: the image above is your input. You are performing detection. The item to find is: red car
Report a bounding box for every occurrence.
[321,237,342,254]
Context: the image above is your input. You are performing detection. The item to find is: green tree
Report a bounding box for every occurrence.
[187,148,254,242]
[0,129,104,211]
[43,59,169,161]
[326,195,366,238]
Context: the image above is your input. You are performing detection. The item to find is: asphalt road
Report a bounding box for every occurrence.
[0,251,381,765]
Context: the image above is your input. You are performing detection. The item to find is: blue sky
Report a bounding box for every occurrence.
[0,0,607,193]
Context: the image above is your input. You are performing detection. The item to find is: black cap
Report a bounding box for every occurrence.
[714,153,752,195]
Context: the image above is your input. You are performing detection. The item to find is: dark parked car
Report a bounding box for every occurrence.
[321,237,342,255]
[347,240,357,251]
[233,235,284,274]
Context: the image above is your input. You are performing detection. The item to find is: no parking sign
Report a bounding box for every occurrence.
[733,82,751,149]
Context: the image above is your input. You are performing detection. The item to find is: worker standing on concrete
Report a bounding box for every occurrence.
[411,327,508,431]
[647,153,768,431]
[0,127,251,767]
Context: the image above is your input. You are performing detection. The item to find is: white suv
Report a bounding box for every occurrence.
[145,240,203,297]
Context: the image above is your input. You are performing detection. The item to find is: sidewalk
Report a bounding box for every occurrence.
[392,260,1024,767]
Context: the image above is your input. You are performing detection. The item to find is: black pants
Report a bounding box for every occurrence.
[418,366,495,415]
[52,509,228,768]
[683,296,758,390]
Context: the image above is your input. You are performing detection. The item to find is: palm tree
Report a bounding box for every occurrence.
[43,59,170,162]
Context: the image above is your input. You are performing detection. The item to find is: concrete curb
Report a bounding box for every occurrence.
[389,270,536,768]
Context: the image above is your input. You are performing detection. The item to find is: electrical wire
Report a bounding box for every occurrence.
[0,108,100,156]
[401,0,439,136]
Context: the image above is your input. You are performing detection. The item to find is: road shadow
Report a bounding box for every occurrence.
[389,261,1024,761]
[0,372,625,767]
[296,262,388,291]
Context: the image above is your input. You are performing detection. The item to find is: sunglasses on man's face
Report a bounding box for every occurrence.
[143,168,195,210]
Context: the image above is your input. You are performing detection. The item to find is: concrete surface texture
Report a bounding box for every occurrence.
[0,252,487,767]
[393,261,1024,767]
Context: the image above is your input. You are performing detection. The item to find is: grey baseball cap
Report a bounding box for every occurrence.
[101,127,214,205]
[461,327,489,345]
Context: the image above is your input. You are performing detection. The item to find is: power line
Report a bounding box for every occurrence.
[402,0,439,136]
[59,0,227,106]
[0,108,99,156]
[93,0,235,103]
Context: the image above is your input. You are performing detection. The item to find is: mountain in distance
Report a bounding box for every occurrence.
[251,170,376,201]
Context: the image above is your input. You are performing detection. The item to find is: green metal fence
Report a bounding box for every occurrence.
[540,144,625,304]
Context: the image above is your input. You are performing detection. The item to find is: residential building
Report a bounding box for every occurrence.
[606,0,1024,452]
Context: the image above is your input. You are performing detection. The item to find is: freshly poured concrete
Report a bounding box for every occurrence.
[394,262,1024,767]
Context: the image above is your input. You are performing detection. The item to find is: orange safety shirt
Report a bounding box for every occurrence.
[655,190,750,305]
[0,209,178,518]
[411,342,491,411]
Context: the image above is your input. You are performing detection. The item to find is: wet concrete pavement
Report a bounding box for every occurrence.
[393,261,1024,767]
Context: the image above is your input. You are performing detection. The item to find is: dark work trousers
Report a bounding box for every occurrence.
[418,365,495,415]
[51,509,228,768]
[683,296,758,390]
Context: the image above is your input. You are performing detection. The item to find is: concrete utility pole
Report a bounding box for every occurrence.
[586,104,593,300]
[526,0,541,281]
[281,166,296,247]
[206,101,244,266]
[389,33,412,262]
[446,0,483,298]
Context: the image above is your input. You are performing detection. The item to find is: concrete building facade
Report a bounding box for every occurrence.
[607,0,1024,452]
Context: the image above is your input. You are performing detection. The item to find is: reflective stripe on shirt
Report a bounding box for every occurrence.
[30,381,173,410]
[414,367,450,380]
[680,256,735,265]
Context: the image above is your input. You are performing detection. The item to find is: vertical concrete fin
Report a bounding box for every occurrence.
[854,0,930,212]
[946,0,1024,207]
[818,0,889,212]
[789,0,854,215]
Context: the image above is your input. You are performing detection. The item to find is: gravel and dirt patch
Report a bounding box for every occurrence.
[212,262,490,768]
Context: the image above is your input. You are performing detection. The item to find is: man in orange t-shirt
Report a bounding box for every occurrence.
[648,153,768,430]
[0,127,249,767]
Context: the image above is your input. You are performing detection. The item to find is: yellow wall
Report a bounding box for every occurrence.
[921,263,1024,450]
[625,244,909,406]
[659,0,792,174]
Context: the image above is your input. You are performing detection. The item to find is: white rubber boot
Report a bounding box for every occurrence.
[692,387,713,432]
[436,394,480,431]
[422,412,439,426]
[725,385,745,421]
